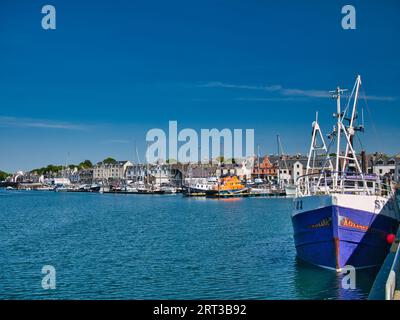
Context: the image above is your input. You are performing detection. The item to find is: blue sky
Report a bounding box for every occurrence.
[0,0,399,172]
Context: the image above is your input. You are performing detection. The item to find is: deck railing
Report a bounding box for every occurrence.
[295,171,394,197]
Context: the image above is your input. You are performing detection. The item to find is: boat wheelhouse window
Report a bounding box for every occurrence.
[388,159,395,165]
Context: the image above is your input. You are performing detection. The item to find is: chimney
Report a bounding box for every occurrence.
[361,150,367,173]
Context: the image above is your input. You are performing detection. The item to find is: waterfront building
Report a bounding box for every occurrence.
[76,168,94,184]
[125,164,147,181]
[61,167,80,183]
[371,153,396,178]
[277,155,308,185]
[214,157,254,180]
[251,155,278,181]
[186,165,218,179]
[394,158,400,183]
[53,177,71,186]
[93,161,133,181]
[125,163,184,186]
[9,171,25,183]
[235,157,254,180]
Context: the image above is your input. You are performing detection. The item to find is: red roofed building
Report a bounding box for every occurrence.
[252,156,278,181]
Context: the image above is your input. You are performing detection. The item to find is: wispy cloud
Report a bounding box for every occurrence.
[235,97,306,102]
[200,82,282,92]
[100,139,130,144]
[201,81,396,101]
[363,95,396,102]
[0,116,89,131]
[280,88,328,98]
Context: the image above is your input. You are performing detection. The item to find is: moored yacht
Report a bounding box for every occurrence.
[182,176,218,196]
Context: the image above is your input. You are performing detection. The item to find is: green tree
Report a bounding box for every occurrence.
[79,160,93,169]
[103,157,117,164]
[225,158,236,164]
[0,170,10,181]
[166,159,177,164]
[216,156,225,163]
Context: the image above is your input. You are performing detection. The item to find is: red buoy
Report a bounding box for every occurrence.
[386,234,395,244]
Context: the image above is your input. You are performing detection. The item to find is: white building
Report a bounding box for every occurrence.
[278,157,308,184]
[93,161,133,181]
[235,157,254,180]
[215,157,254,180]
[53,177,71,186]
[395,160,400,183]
[10,171,25,183]
[372,157,396,177]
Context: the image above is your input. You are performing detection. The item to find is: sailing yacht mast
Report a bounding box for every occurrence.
[257,144,260,180]
[277,135,280,186]
[277,135,289,187]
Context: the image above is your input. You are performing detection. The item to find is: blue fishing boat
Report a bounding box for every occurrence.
[292,75,400,271]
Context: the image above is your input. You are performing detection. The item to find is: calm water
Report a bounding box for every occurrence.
[0,189,378,299]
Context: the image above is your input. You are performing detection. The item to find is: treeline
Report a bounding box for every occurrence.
[0,170,10,181]
[30,158,118,175]
[31,160,94,175]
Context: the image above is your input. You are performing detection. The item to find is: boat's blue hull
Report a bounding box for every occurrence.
[292,204,399,270]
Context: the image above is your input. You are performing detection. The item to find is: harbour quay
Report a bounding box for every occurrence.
[1,152,399,197]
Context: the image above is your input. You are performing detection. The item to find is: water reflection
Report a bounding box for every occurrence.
[293,257,379,299]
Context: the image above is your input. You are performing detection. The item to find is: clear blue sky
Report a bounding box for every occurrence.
[0,0,399,172]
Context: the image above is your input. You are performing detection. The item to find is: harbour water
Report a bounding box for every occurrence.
[0,189,379,299]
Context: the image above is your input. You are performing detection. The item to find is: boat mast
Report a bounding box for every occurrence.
[305,112,333,193]
[330,75,369,194]
[329,84,348,189]
[189,162,192,195]
[257,144,260,180]
[277,135,289,187]
[277,135,280,187]
[146,141,149,185]
[341,75,361,172]
[334,86,342,186]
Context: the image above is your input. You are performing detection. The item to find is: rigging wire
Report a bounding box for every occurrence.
[342,79,357,119]
[360,84,382,148]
